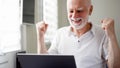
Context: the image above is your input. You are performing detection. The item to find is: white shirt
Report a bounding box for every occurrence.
[48,23,108,68]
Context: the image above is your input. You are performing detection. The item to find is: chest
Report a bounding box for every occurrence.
[57,34,103,58]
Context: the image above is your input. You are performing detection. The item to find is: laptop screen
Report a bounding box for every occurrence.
[16,54,76,68]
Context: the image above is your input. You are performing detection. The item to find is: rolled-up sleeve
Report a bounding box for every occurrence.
[102,35,109,61]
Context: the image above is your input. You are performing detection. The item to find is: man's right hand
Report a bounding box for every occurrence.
[36,21,48,38]
[36,21,48,54]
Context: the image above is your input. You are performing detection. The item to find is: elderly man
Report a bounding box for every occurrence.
[36,0,120,68]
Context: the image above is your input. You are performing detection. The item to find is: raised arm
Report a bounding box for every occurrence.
[36,21,48,54]
[101,18,120,68]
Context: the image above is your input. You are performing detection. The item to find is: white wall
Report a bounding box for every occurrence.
[58,0,69,28]
[21,24,37,53]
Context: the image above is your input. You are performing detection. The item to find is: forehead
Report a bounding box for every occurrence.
[67,0,90,9]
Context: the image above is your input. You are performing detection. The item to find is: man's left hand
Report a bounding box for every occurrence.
[101,18,115,37]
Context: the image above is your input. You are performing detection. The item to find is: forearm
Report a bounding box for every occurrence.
[37,36,48,54]
[107,33,120,68]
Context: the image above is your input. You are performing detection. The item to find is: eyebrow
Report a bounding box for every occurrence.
[77,7,84,11]
[68,7,84,11]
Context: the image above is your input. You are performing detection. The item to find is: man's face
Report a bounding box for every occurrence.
[67,0,92,29]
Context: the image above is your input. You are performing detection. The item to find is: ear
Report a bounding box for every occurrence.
[89,5,93,15]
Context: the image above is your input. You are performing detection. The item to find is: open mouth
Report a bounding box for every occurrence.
[71,18,82,25]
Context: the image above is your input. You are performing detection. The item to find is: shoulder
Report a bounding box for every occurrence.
[92,24,105,36]
[91,23,107,42]
[91,23,107,40]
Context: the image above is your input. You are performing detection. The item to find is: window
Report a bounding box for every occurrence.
[43,0,58,43]
[0,0,22,54]
[23,0,35,23]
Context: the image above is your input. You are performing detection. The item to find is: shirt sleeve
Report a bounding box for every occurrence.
[102,34,109,61]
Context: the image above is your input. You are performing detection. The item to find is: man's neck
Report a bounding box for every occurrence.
[71,22,92,38]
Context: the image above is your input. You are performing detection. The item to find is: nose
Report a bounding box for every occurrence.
[72,12,78,18]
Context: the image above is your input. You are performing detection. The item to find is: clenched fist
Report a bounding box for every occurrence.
[101,18,115,37]
[36,21,48,38]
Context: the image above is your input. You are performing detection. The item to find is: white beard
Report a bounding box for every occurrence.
[69,17,89,29]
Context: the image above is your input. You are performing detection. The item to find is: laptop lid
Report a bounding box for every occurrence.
[16,54,76,68]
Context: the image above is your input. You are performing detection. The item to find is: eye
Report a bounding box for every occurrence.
[70,10,73,13]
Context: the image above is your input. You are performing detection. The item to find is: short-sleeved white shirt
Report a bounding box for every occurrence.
[48,23,108,68]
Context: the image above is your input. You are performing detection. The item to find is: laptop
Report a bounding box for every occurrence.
[16,53,76,68]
